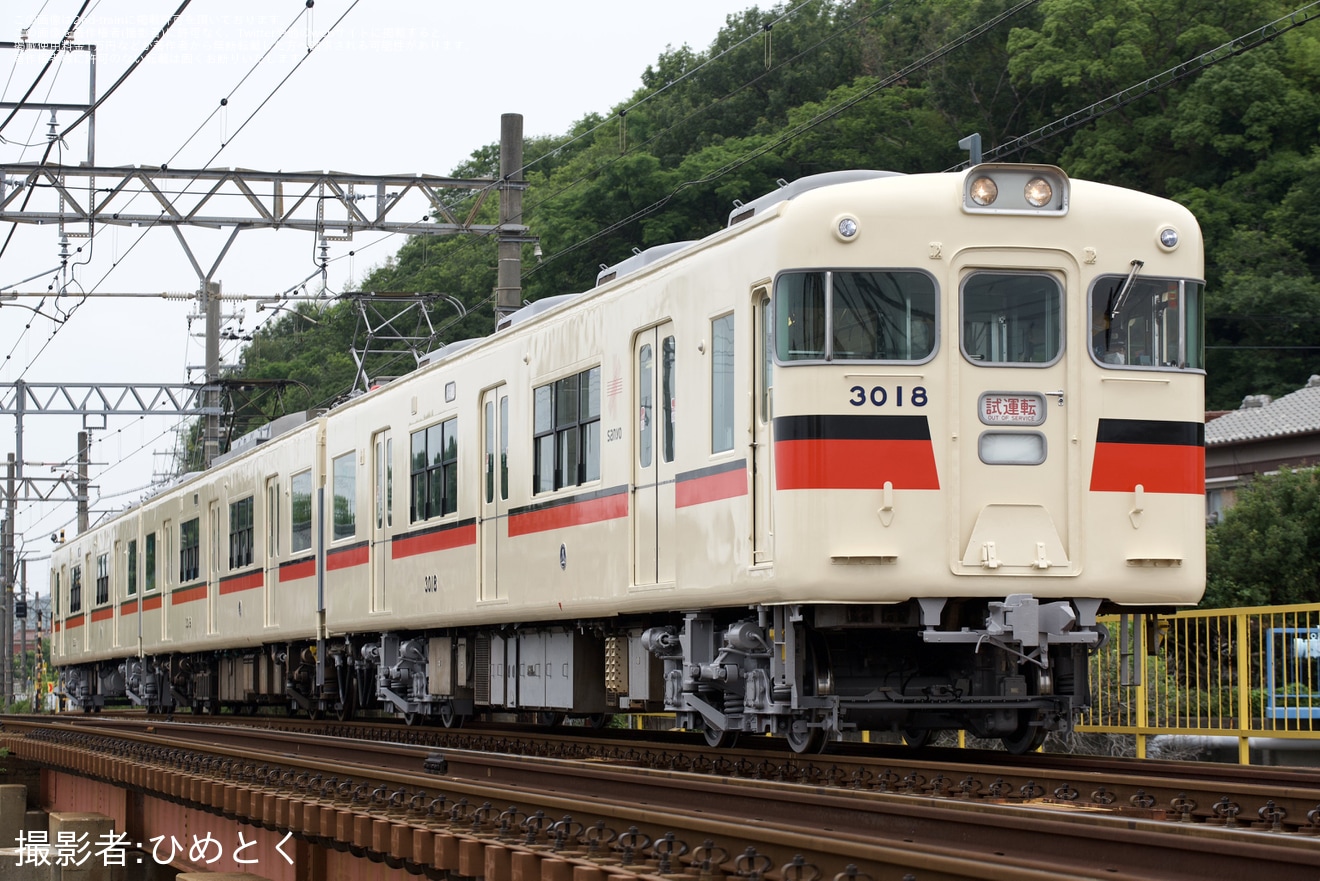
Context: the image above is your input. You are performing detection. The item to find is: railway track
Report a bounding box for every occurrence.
[4,716,1318,880]
[65,712,1320,835]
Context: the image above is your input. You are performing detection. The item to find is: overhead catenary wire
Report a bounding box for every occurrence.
[331,0,896,328]
[2,1,363,548]
[0,0,193,378]
[528,0,1041,273]
[15,1,1316,536]
[521,0,896,225]
[0,0,93,137]
[968,0,1320,167]
[4,1,355,385]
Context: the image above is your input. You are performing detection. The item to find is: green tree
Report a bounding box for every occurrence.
[225,0,1320,425]
[1204,467,1320,608]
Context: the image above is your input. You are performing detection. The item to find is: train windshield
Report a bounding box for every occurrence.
[961,272,1063,366]
[774,269,936,363]
[1090,276,1204,369]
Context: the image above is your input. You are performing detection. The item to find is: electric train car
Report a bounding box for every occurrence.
[51,163,1206,752]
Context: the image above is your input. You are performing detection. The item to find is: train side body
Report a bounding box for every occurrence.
[51,165,1205,749]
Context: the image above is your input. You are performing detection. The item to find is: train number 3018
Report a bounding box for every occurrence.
[848,385,929,407]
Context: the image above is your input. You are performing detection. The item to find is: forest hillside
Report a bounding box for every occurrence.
[232,0,1320,426]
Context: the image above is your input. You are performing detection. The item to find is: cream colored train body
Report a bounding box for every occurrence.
[52,165,1205,752]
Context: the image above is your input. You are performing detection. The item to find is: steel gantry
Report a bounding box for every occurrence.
[0,113,529,470]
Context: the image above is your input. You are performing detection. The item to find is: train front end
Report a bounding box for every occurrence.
[753,165,1204,750]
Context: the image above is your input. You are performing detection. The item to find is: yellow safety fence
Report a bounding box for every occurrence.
[1079,602,1320,764]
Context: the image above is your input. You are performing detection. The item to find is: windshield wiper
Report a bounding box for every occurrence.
[1106,259,1145,321]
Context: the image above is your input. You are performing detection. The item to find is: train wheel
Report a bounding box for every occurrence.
[702,723,739,749]
[402,711,422,727]
[307,704,325,722]
[535,711,565,727]
[902,727,934,749]
[585,713,613,730]
[438,702,465,729]
[334,679,356,723]
[785,718,827,754]
[1001,710,1047,755]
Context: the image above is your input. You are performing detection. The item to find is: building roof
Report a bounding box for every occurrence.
[1205,375,1320,446]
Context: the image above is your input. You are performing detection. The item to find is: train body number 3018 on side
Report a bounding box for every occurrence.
[848,385,929,407]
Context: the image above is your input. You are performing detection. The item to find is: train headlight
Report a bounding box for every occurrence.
[969,176,998,206]
[833,215,860,242]
[963,165,1069,216]
[1158,227,1179,250]
[1024,177,1053,207]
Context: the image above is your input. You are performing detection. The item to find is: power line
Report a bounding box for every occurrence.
[52,0,193,143]
[976,0,1320,164]
[0,0,193,376]
[529,0,1041,273]
[0,0,92,136]
[523,0,895,223]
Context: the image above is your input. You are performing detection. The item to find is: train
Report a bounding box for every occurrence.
[50,162,1206,753]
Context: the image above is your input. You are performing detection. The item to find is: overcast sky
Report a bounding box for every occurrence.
[0,0,758,593]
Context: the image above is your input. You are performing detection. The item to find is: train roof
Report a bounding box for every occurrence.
[726,169,900,226]
[495,293,582,332]
[595,241,697,286]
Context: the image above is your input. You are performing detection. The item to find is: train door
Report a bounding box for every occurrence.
[480,385,509,602]
[208,500,220,635]
[264,476,279,627]
[953,255,1077,575]
[633,323,676,587]
[371,429,392,613]
[752,290,774,564]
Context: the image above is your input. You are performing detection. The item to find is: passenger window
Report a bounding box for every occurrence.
[332,453,356,540]
[534,367,600,492]
[290,472,313,553]
[179,518,200,582]
[776,270,936,362]
[499,396,509,501]
[638,345,653,468]
[411,419,458,520]
[127,539,138,596]
[712,314,735,453]
[144,533,157,591]
[96,553,109,605]
[229,496,254,569]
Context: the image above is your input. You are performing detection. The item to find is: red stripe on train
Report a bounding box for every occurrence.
[392,523,476,559]
[1090,442,1205,494]
[774,439,940,490]
[508,493,628,537]
[220,571,264,595]
[172,585,206,605]
[676,469,747,507]
[279,559,316,582]
[90,607,113,623]
[326,544,369,572]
